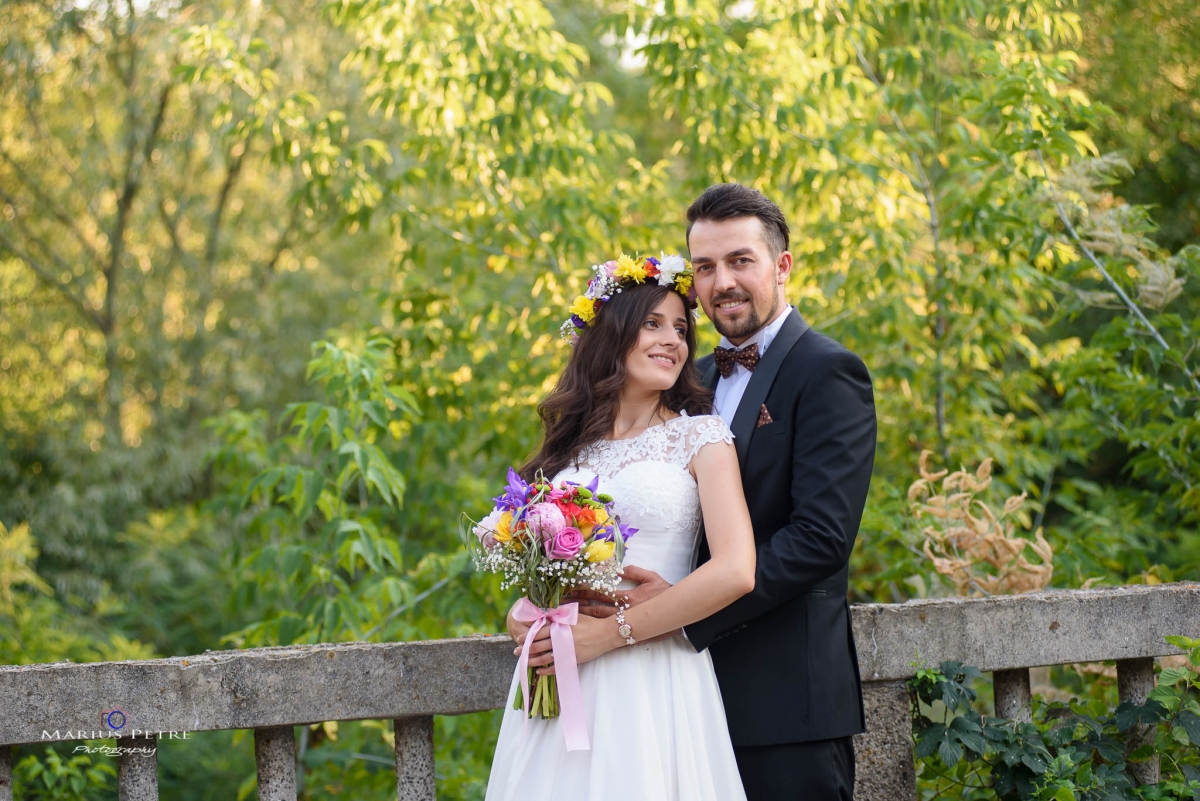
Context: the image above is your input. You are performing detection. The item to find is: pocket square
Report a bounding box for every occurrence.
[756,403,774,428]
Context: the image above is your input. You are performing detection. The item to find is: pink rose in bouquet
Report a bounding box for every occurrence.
[545,526,584,559]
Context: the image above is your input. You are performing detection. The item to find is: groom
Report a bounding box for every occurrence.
[626,183,875,799]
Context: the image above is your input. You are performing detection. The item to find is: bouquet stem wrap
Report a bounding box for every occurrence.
[512,598,590,752]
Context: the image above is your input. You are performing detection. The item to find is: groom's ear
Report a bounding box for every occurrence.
[775,251,793,285]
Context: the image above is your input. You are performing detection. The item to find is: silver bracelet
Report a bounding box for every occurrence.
[615,606,636,645]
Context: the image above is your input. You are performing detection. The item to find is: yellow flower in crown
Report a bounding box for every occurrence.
[567,295,597,325]
[585,539,615,563]
[613,254,647,283]
[674,270,693,295]
[492,511,515,543]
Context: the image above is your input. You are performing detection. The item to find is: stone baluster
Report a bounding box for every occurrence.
[395,716,436,800]
[1117,657,1160,785]
[993,668,1033,723]
[0,745,12,801]
[255,726,298,800]
[853,682,917,801]
[118,734,159,801]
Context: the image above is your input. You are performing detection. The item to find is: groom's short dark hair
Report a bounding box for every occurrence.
[686,184,790,258]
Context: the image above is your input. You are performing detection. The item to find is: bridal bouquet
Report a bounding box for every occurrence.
[467,468,635,748]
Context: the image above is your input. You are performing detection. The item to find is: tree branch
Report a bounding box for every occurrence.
[1031,145,1200,394]
[262,200,304,278]
[204,138,250,271]
[106,79,172,330]
[0,228,105,330]
[0,148,104,266]
[830,2,949,453]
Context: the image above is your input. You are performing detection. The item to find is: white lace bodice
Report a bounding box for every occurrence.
[553,413,734,586]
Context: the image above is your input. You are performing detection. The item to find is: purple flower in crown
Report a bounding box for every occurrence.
[492,467,530,512]
[645,255,660,267]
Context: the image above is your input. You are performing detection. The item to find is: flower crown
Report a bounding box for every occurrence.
[560,253,698,345]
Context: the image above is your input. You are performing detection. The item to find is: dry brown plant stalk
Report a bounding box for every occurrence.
[909,451,1054,596]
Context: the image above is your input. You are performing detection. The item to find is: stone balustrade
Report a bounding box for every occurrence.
[0,583,1196,800]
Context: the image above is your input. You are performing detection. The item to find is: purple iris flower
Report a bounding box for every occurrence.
[493,467,530,512]
[645,256,660,266]
[585,476,600,494]
[571,314,585,328]
[618,521,638,542]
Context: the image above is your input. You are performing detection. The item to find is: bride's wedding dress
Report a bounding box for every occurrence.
[485,413,748,801]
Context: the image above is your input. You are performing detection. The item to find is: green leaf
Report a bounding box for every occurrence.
[1158,666,1195,687]
[938,738,964,768]
[1176,710,1200,745]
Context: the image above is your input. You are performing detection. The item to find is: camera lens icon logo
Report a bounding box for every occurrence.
[101,708,127,731]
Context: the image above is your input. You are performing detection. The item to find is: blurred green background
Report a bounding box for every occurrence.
[1,0,1197,797]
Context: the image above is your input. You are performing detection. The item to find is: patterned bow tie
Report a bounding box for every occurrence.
[713,342,760,378]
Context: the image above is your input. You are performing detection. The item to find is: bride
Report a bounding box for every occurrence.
[485,254,755,800]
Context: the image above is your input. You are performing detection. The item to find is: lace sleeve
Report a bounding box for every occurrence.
[682,414,735,467]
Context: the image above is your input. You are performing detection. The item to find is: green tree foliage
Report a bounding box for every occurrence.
[0,0,388,604]
[1076,0,1200,253]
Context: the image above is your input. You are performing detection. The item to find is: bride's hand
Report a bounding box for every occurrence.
[514,622,553,666]
[536,613,622,676]
[506,602,532,645]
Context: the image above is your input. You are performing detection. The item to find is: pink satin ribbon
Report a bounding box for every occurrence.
[512,598,590,751]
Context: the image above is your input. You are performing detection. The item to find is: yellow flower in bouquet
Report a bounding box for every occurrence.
[585,540,615,563]
[493,511,515,543]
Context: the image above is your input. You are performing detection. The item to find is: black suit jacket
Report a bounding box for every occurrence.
[683,309,876,747]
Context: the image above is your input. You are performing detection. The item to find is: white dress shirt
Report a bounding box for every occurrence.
[713,306,795,426]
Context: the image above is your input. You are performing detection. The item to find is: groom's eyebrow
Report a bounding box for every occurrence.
[692,247,756,265]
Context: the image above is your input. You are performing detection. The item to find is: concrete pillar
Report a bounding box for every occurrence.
[394,715,436,801]
[993,668,1033,723]
[118,734,158,801]
[0,745,12,801]
[1117,657,1160,785]
[254,726,298,801]
[853,681,917,801]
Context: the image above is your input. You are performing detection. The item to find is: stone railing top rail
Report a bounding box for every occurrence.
[1,582,1195,747]
[853,581,1198,680]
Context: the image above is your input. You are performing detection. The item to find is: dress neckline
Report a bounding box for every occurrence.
[599,410,690,445]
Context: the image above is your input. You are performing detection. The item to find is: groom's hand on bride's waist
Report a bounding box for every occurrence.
[570,565,672,619]
[565,589,618,618]
[569,567,680,645]
[615,565,673,608]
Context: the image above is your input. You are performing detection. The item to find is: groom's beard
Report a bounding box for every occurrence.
[711,290,780,342]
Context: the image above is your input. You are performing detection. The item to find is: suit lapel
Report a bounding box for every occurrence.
[702,360,719,390]
[729,309,809,465]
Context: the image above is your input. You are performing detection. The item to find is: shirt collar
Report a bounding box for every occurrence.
[717,305,794,356]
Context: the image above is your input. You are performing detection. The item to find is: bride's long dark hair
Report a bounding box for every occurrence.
[520,283,713,482]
